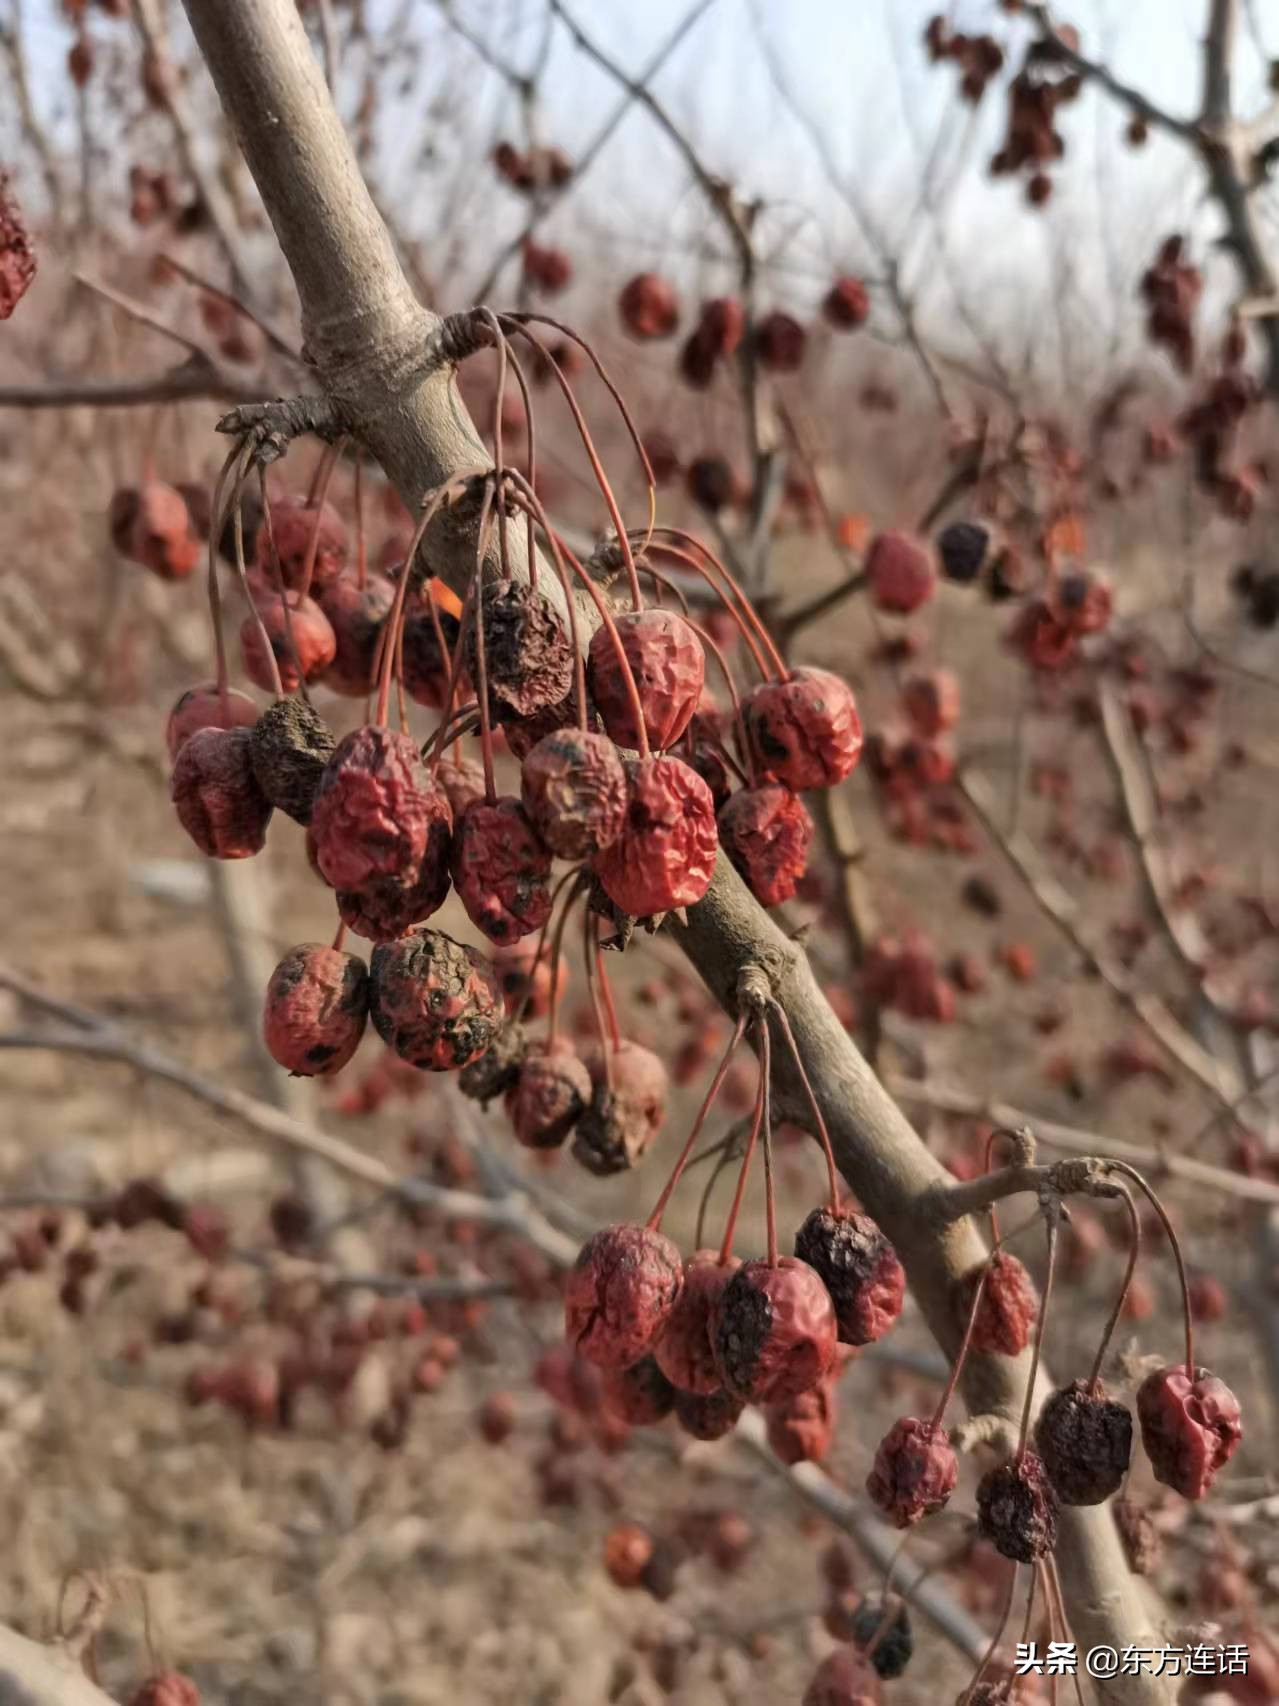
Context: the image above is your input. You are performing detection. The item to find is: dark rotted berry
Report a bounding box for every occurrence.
[823,277,871,330]
[655,1251,740,1395]
[457,1019,526,1105]
[369,927,503,1071]
[572,1040,668,1176]
[618,272,679,339]
[1136,1364,1242,1499]
[503,690,584,762]
[263,944,369,1076]
[334,812,453,941]
[587,608,706,753]
[600,1355,676,1425]
[743,668,863,791]
[686,453,737,511]
[711,1255,838,1405]
[467,578,574,723]
[936,520,992,584]
[450,796,552,945]
[505,1036,591,1148]
[171,726,273,859]
[673,1385,745,1441]
[850,1598,912,1679]
[802,1647,882,1706]
[165,682,257,760]
[794,1206,905,1346]
[754,310,807,372]
[1035,1379,1132,1505]
[866,530,936,613]
[563,1223,684,1370]
[592,755,718,920]
[521,728,627,860]
[866,1416,958,1527]
[765,1377,837,1465]
[241,588,336,692]
[976,1452,1059,1563]
[955,1252,1037,1356]
[718,783,813,907]
[249,695,336,825]
[400,603,460,709]
[254,492,347,591]
[317,571,395,697]
[311,725,444,892]
[1244,570,1279,629]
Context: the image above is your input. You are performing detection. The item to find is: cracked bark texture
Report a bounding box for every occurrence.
[173,3,1175,1697]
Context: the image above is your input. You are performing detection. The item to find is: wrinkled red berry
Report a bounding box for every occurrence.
[521,728,627,859]
[902,669,961,737]
[718,783,813,907]
[563,1223,684,1370]
[593,756,717,920]
[165,682,257,759]
[311,725,444,892]
[450,796,552,945]
[1035,1379,1132,1505]
[369,927,503,1071]
[754,309,807,372]
[317,572,394,697]
[673,1385,744,1441]
[619,272,679,339]
[171,726,273,859]
[743,668,863,791]
[588,608,706,753]
[866,530,936,614]
[468,579,575,723]
[0,170,37,320]
[655,1250,740,1395]
[573,1039,668,1175]
[255,493,347,591]
[1008,598,1078,671]
[956,1252,1037,1357]
[712,1255,837,1405]
[505,1036,591,1148]
[976,1452,1059,1562]
[600,1355,676,1424]
[802,1646,882,1706]
[1136,1364,1242,1499]
[334,821,453,941]
[263,945,369,1076]
[241,588,336,692]
[794,1206,905,1346]
[766,1377,837,1464]
[823,277,870,331]
[867,1416,958,1527]
[129,1673,201,1706]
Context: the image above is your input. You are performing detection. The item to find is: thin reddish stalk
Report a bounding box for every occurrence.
[376,473,479,730]
[1087,1184,1140,1392]
[330,918,347,952]
[929,1244,992,1433]
[646,526,787,681]
[299,435,347,600]
[1104,1160,1195,1373]
[636,537,771,681]
[524,866,584,1040]
[595,946,621,1052]
[769,1002,841,1210]
[759,1020,777,1267]
[228,448,284,700]
[468,484,500,801]
[718,1026,765,1266]
[475,309,513,593]
[1016,1215,1058,1462]
[960,1565,1018,1706]
[204,448,238,701]
[256,462,307,704]
[646,1016,747,1230]
[581,908,613,1090]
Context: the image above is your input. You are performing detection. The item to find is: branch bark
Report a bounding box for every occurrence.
[0,1623,117,1706]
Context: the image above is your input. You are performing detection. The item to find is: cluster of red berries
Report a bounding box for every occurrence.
[493,140,573,196]
[1140,234,1203,375]
[988,33,1084,205]
[1177,326,1266,521]
[923,15,1004,102]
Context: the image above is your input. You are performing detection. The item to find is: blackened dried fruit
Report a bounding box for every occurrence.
[718,783,813,907]
[369,927,503,1071]
[866,530,937,614]
[600,1355,676,1424]
[866,1416,958,1527]
[165,682,257,760]
[563,1222,684,1369]
[587,608,706,753]
[1035,1379,1132,1505]
[655,1251,740,1395]
[711,1256,838,1405]
[241,589,336,692]
[673,1385,744,1441]
[450,796,553,945]
[802,1646,882,1706]
[505,1036,591,1148]
[171,726,273,859]
[1136,1364,1242,1499]
[766,1377,837,1464]
[743,668,863,791]
[521,729,627,859]
[592,755,718,920]
[467,579,574,722]
[311,725,443,892]
[458,1018,526,1104]
[823,277,870,331]
[249,696,336,825]
[976,1452,1059,1563]
[400,604,460,709]
[263,944,369,1076]
[686,453,737,512]
[572,1040,668,1176]
[317,572,394,697]
[255,493,347,591]
[850,1599,911,1679]
[956,1252,1037,1357]
[936,520,992,584]
[618,272,679,339]
[794,1206,905,1346]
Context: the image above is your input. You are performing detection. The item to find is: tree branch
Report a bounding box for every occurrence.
[1026,6,1198,140]
[0,1624,117,1706]
[0,358,256,410]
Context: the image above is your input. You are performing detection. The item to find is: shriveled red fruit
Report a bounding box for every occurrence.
[902,669,961,737]
[450,796,552,945]
[505,1036,591,1148]
[655,1250,740,1395]
[802,1646,882,1706]
[573,1039,668,1175]
[603,1522,653,1588]
[766,1377,837,1464]
[311,725,442,892]
[467,579,574,723]
[503,690,582,762]
[249,696,336,825]
[696,296,744,357]
[400,604,460,709]
[255,492,347,591]
[936,520,992,584]
[711,1255,837,1405]
[823,277,870,330]
[673,1385,744,1441]
[171,726,273,859]
[866,530,936,614]
[600,1355,676,1425]
[618,272,679,339]
[1008,598,1078,671]
[956,1252,1037,1356]
[587,609,705,753]
[593,756,718,920]
[334,803,453,942]
[165,683,257,759]
[743,668,863,791]
[129,1673,201,1706]
[976,1452,1059,1562]
[263,944,369,1076]
[437,755,487,818]
[867,1416,958,1527]
[1136,1364,1242,1499]
[1035,1379,1132,1505]
[0,170,37,319]
[754,310,807,372]
[563,1222,684,1370]
[317,572,394,697]
[794,1206,905,1346]
[241,589,336,692]
[122,482,200,580]
[369,927,503,1071]
[521,728,627,859]
[718,784,813,907]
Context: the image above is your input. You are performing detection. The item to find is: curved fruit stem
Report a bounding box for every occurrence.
[1016,1213,1057,1462]
[581,909,614,1091]
[759,1018,778,1267]
[1087,1183,1141,1394]
[768,1002,840,1210]
[298,433,347,601]
[1103,1159,1195,1375]
[645,526,788,681]
[539,868,585,1045]
[633,536,771,681]
[204,447,238,702]
[960,1564,1019,1706]
[226,443,285,700]
[254,461,306,702]
[646,1015,747,1231]
[718,1020,764,1266]
[353,451,366,589]
[466,482,500,802]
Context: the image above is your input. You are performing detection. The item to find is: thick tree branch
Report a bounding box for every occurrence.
[0,1623,117,1706]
